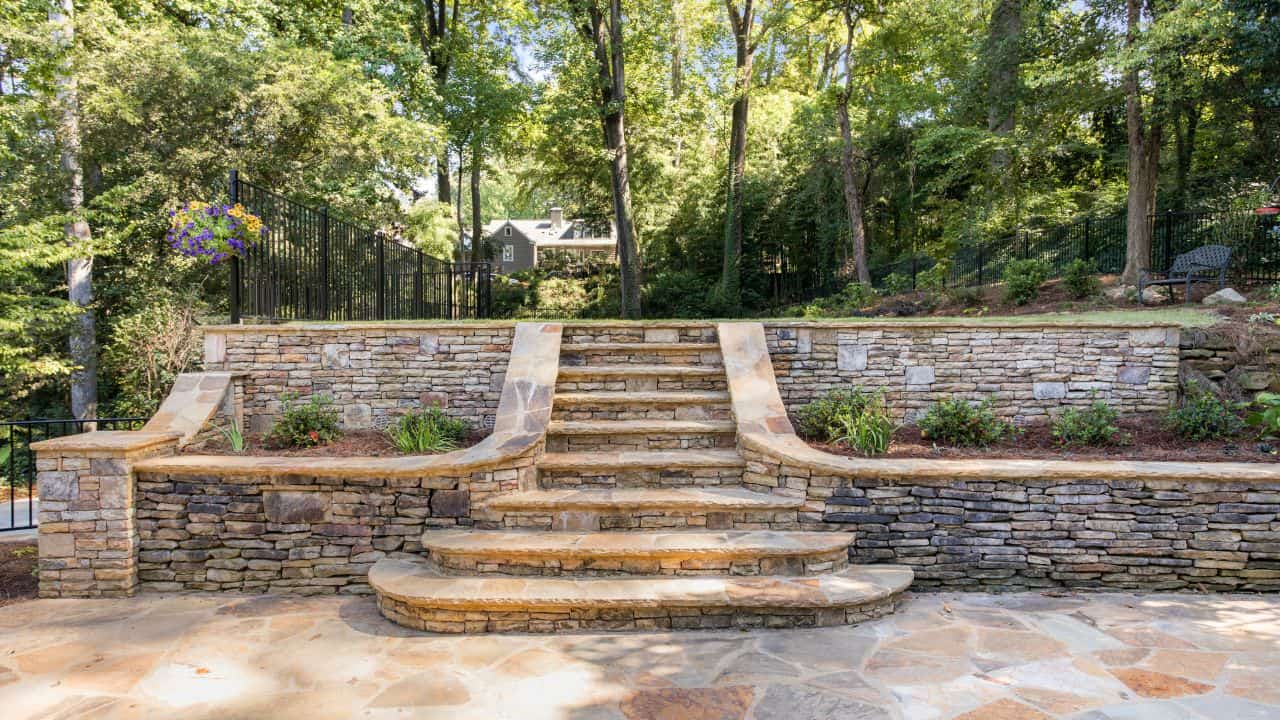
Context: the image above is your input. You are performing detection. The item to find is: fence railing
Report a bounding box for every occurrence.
[1,417,147,533]
[228,170,492,322]
[770,210,1280,303]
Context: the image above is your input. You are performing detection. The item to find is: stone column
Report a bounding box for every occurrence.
[31,431,180,598]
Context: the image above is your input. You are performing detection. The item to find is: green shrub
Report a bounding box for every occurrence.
[832,392,896,455]
[102,292,205,416]
[1002,258,1052,305]
[1266,283,1280,302]
[266,392,342,448]
[1051,397,1128,446]
[839,281,878,309]
[946,285,985,308]
[880,272,911,296]
[1164,382,1243,441]
[1063,259,1101,299]
[917,261,950,292]
[795,388,878,441]
[917,397,1017,447]
[1245,392,1280,439]
[387,405,470,454]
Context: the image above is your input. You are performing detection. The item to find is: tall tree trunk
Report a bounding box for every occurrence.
[455,147,465,256]
[419,0,459,205]
[721,0,757,310]
[985,0,1022,174]
[51,0,97,420]
[1121,0,1161,284]
[836,7,869,283]
[470,152,483,263]
[581,0,642,318]
[438,162,452,205]
[1172,99,1198,212]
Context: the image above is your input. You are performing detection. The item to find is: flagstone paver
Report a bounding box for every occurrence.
[3,591,1278,719]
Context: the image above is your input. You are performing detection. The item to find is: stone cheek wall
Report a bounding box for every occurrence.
[1180,326,1280,399]
[134,454,536,594]
[764,324,1181,422]
[742,448,1280,592]
[202,325,515,432]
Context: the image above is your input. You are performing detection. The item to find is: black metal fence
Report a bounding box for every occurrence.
[771,210,1280,302]
[1,418,146,533]
[228,170,491,322]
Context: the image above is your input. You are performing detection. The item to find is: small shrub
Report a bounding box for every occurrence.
[917,397,1017,447]
[1052,397,1128,446]
[1164,382,1243,441]
[1246,392,1280,439]
[216,418,247,453]
[1002,258,1052,305]
[795,388,878,442]
[1266,283,1280,302]
[947,285,985,308]
[1063,259,1101,299]
[266,392,342,448]
[917,261,950,292]
[881,272,911,296]
[387,405,470,454]
[839,281,878,309]
[832,392,896,455]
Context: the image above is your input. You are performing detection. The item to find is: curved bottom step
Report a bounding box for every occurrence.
[370,556,913,634]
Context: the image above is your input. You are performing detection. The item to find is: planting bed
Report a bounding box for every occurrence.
[189,429,484,457]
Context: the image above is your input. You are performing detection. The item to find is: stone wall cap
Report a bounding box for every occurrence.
[30,430,182,454]
[740,432,1280,482]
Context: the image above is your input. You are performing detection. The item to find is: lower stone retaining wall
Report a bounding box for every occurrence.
[133,454,537,595]
[742,447,1280,592]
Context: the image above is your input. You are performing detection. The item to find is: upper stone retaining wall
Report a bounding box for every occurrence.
[763,321,1181,421]
[204,318,1183,431]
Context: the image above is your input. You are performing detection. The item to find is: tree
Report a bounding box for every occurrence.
[833,0,872,282]
[1120,0,1161,284]
[574,0,643,318]
[405,198,461,259]
[49,0,96,420]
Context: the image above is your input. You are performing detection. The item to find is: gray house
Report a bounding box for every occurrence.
[484,208,615,274]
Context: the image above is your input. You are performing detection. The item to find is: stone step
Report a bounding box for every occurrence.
[486,487,803,512]
[559,364,724,379]
[538,449,745,472]
[554,391,730,406]
[371,556,913,633]
[482,487,803,531]
[548,419,736,436]
[561,342,721,353]
[421,529,851,576]
[560,343,723,369]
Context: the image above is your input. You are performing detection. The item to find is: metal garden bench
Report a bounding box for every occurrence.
[1138,244,1233,305]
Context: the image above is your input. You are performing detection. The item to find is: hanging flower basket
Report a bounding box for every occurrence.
[168,202,266,264]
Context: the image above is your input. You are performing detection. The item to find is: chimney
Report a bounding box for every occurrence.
[549,207,564,229]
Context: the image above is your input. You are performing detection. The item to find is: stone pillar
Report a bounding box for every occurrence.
[31,431,180,598]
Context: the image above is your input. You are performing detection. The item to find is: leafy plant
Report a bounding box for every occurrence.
[917,261,950,292]
[216,418,248,453]
[881,272,911,296]
[947,285,985,308]
[832,392,896,455]
[1266,283,1280,302]
[1164,382,1243,441]
[839,281,878,309]
[1246,392,1280,439]
[266,392,342,448]
[795,388,879,442]
[1002,258,1052,305]
[918,397,1017,447]
[1052,397,1128,446]
[1063,259,1101,299]
[168,202,265,264]
[387,405,470,454]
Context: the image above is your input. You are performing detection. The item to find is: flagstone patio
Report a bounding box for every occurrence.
[2,591,1277,719]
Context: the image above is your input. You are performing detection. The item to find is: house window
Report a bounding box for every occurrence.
[502,244,514,262]
[503,226,512,237]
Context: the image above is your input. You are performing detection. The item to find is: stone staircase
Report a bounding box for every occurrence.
[370,325,912,633]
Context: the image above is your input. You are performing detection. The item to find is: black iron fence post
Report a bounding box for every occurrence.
[319,206,330,320]
[375,230,386,321]
[1161,210,1174,270]
[228,169,242,324]
[1083,217,1092,263]
[977,241,985,286]
[414,252,424,317]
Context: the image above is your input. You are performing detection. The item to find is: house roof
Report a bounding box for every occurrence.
[485,218,614,248]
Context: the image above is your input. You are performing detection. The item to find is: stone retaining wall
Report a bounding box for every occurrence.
[202,324,515,432]
[133,452,537,595]
[764,323,1182,422]
[741,447,1280,592]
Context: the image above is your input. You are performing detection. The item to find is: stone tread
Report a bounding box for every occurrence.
[547,419,736,435]
[560,342,720,353]
[537,449,746,471]
[484,487,804,512]
[558,364,724,378]
[421,529,852,560]
[553,391,730,406]
[371,556,912,610]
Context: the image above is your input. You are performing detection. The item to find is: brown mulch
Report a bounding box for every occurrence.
[812,415,1279,463]
[0,540,37,607]
[189,429,483,457]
